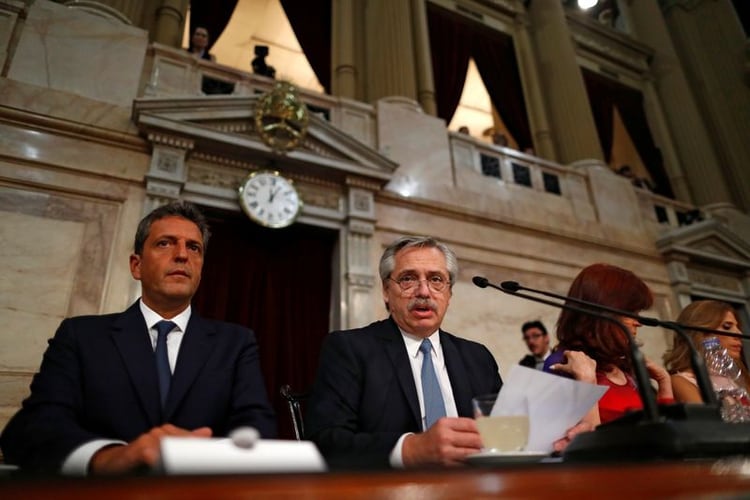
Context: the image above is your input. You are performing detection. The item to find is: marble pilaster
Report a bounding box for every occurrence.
[410,0,437,116]
[628,0,731,207]
[512,12,556,160]
[332,0,357,99]
[527,0,603,163]
[363,0,418,103]
[152,0,187,48]
[659,0,750,212]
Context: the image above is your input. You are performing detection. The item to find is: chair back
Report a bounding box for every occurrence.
[280,384,309,440]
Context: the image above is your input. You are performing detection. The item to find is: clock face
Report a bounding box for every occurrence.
[238,171,302,228]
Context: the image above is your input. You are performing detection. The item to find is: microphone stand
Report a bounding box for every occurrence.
[500,279,720,407]
[473,276,750,462]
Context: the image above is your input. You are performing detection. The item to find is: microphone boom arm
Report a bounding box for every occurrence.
[493,282,661,423]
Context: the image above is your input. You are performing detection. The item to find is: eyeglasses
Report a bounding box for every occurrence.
[523,334,545,341]
[388,274,449,293]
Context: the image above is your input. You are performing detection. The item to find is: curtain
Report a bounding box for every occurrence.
[581,68,615,163]
[280,0,332,93]
[427,3,473,123]
[189,0,239,52]
[427,3,531,148]
[192,206,336,439]
[472,27,532,151]
[582,67,673,198]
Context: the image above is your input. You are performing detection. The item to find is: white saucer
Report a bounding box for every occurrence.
[466,450,549,466]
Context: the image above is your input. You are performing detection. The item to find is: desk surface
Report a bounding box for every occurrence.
[2,460,750,499]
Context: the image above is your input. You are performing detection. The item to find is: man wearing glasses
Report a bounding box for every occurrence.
[306,236,502,469]
[519,320,551,370]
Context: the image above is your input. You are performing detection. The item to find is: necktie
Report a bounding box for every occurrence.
[420,339,446,429]
[155,320,176,408]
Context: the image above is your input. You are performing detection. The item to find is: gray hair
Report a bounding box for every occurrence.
[133,200,211,255]
[379,236,458,286]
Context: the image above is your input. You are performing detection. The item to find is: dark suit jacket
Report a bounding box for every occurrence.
[519,354,537,368]
[305,317,502,469]
[0,301,276,472]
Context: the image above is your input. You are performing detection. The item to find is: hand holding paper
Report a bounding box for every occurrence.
[492,365,607,453]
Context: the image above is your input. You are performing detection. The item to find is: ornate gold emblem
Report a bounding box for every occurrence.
[254,81,309,153]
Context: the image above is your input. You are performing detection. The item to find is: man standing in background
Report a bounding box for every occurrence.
[519,320,550,370]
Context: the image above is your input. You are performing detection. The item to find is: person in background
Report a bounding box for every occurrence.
[663,300,750,403]
[0,201,275,474]
[188,26,216,61]
[457,126,470,135]
[519,320,550,370]
[617,165,655,192]
[544,263,673,425]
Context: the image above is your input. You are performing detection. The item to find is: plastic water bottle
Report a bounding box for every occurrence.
[702,337,750,422]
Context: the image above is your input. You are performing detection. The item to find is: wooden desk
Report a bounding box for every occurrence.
[2,460,750,499]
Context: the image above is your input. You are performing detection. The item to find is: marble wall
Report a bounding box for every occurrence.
[6,0,148,107]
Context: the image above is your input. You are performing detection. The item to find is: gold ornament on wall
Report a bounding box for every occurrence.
[254,81,310,154]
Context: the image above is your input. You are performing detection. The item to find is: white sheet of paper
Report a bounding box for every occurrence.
[160,437,327,474]
[492,365,608,453]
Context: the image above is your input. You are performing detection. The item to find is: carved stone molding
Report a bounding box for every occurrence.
[657,218,750,305]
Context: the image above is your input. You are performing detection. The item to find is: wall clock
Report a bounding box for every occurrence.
[238,171,302,228]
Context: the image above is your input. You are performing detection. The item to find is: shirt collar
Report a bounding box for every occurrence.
[139,299,191,333]
[398,327,441,359]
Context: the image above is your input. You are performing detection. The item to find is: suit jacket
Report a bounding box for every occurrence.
[305,317,502,469]
[0,301,276,472]
[519,354,537,368]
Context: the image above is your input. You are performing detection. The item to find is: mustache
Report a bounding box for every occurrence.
[408,298,437,312]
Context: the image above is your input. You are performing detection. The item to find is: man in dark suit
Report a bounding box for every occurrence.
[306,236,503,469]
[519,320,550,370]
[0,201,276,474]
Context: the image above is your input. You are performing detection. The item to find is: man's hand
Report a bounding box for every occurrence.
[90,424,212,475]
[401,417,482,467]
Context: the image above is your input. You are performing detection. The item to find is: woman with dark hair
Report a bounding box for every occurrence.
[663,300,750,403]
[188,26,216,62]
[543,263,673,424]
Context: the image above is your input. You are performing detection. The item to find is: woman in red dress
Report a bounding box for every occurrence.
[544,263,674,425]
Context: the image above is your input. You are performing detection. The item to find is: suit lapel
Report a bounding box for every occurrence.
[442,331,474,418]
[164,314,217,420]
[381,319,422,427]
[110,302,162,427]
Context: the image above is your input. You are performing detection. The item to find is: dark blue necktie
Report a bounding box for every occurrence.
[154,320,176,408]
[420,339,446,429]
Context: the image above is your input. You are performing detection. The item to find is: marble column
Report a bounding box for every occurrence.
[343,185,378,330]
[84,0,144,25]
[658,0,750,212]
[410,0,436,116]
[512,12,556,160]
[332,0,357,99]
[628,0,732,207]
[363,0,418,104]
[527,0,602,163]
[152,0,187,48]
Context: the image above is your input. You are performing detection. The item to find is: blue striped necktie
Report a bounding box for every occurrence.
[154,320,176,408]
[420,338,446,429]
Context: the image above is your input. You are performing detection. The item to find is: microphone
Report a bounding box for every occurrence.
[483,277,718,406]
[474,276,660,422]
[473,276,750,462]
[229,427,260,449]
[502,279,750,340]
